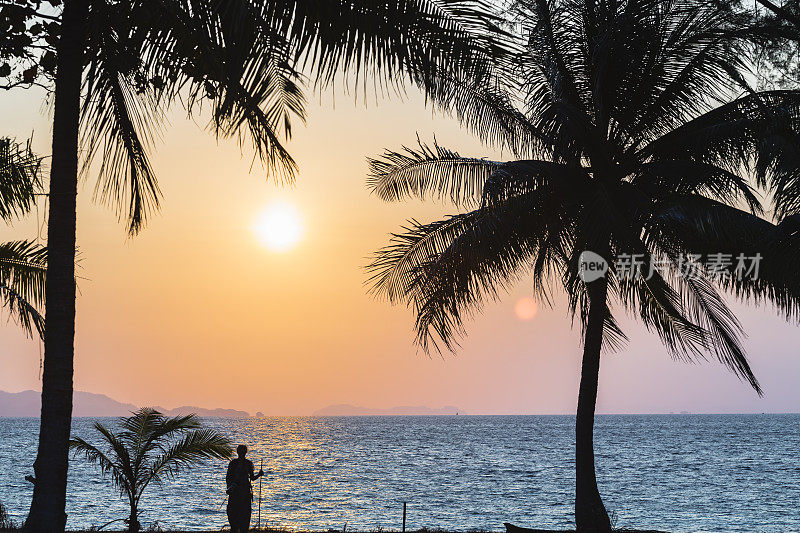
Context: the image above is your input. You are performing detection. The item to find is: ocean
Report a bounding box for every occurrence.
[0,415,798,532]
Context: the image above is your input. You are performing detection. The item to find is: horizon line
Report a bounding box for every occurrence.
[1,412,799,418]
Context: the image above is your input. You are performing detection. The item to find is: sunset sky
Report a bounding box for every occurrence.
[1,82,798,416]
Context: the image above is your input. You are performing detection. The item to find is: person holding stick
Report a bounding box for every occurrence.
[226,445,264,533]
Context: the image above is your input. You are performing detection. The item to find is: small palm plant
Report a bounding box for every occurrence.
[70,408,233,532]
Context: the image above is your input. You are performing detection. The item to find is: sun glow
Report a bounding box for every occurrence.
[254,202,304,252]
[514,297,538,321]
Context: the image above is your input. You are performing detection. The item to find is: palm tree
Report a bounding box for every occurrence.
[69,408,233,533]
[366,1,800,530]
[0,137,47,338]
[20,1,514,529]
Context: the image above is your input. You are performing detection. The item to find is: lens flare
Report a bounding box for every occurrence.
[514,297,538,321]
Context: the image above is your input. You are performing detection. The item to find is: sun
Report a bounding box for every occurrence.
[253,202,303,252]
[514,297,538,321]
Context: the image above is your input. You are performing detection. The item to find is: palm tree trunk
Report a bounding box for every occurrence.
[574,277,611,532]
[128,500,139,533]
[26,1,89,531]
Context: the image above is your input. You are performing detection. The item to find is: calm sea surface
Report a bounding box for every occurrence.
[1,415,798,532]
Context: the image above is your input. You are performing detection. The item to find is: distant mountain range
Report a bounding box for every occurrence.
[0,390,250,418]
[313,404,462,416]
[0,391,462,417]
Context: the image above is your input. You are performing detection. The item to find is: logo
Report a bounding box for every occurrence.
[579,251,608,283]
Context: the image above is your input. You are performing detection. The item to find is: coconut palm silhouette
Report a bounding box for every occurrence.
[17,2,511,527]
[367,1,800,530]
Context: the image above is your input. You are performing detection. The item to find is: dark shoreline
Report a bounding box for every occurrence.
[1,530,670,533]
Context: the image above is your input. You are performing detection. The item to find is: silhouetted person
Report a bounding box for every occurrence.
[226,444,263,533]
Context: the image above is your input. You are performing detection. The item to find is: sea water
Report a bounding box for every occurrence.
[0,415,798,532]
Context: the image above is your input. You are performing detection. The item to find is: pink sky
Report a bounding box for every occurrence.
[1,84,798,415]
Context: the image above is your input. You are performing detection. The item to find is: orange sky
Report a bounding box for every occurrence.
[1,84,798,415]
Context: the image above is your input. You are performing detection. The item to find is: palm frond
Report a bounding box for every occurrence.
[0,240,46,338]
[517,0,585,114]
[616,265,712,360]
[481,159,590,206]
[368,139,501,206]
[600,310,630,353]
[0,284,44,339]
[416,62,545,155]
[633,159,762,214]
[645,195,800,319]
[180,0,305,181]
[640,90,800,218]
[75,422,137,499]
[369,188,569,352]
[69,436,130,496]
[678,267,760,393]
[593,185,761,391]
[81,9,164,236]
[138,412,202,458]
[0,137,42,221]
[118,408,165,475]
[272,0,532,154]
[514,0,597,163]
[265,0,516,88]
[0,240,46,307]
[615,2,750,142]
[142,429,232,495]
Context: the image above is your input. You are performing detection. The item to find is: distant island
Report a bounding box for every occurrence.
[313,404,462,416]
[0,390,250,418]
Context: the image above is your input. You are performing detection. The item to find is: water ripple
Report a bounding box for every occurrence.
[0,415,798,532]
